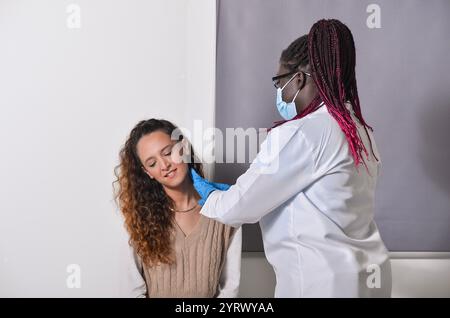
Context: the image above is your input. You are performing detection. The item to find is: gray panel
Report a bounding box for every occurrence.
[215,0,450,251]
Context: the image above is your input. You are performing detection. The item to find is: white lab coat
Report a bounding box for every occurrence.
[200,103,392,297]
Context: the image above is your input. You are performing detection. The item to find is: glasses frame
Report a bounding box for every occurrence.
[272,70,312,89]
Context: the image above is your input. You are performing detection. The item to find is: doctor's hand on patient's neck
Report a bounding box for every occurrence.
[189,168,231,206]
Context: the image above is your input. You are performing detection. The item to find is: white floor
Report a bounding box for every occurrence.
[239,252,450,298]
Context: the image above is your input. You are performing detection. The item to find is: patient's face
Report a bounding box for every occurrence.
[136,130,189,188]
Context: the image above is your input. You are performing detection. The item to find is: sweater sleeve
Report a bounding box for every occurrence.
[216,227,242,298]
[119,240,148,298]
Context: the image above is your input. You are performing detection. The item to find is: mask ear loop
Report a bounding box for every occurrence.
[290,72,307,102]
[291,88,300,103]
[281,72,299,91]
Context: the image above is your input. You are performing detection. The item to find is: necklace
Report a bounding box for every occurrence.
[168,203,198,213]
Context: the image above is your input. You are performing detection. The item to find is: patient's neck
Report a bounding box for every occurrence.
[163,177,199,209]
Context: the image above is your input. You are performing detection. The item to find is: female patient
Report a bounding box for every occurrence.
[114,119,241,298]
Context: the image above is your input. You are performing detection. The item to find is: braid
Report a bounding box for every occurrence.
[308,19,376,166]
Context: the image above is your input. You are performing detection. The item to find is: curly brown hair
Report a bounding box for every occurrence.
[113,119,203,267]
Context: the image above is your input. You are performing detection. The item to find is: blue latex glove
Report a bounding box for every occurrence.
[190,168,231,206]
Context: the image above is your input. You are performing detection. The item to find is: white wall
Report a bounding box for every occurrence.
[0,0,216,297]
[239,253,450,298]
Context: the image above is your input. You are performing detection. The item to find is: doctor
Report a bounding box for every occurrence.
[191,19,392,297]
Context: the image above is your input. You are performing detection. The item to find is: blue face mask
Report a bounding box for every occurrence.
[276,73,301,120]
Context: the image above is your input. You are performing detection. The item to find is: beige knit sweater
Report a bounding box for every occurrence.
[122,215,240,298]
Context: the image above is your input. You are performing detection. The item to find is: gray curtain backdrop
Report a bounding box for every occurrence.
[215,0,450,251]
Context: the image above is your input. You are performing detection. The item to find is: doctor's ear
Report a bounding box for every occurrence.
[293,72,306,88]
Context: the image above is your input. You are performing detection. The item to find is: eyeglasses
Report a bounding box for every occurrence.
[272,70,312,89]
